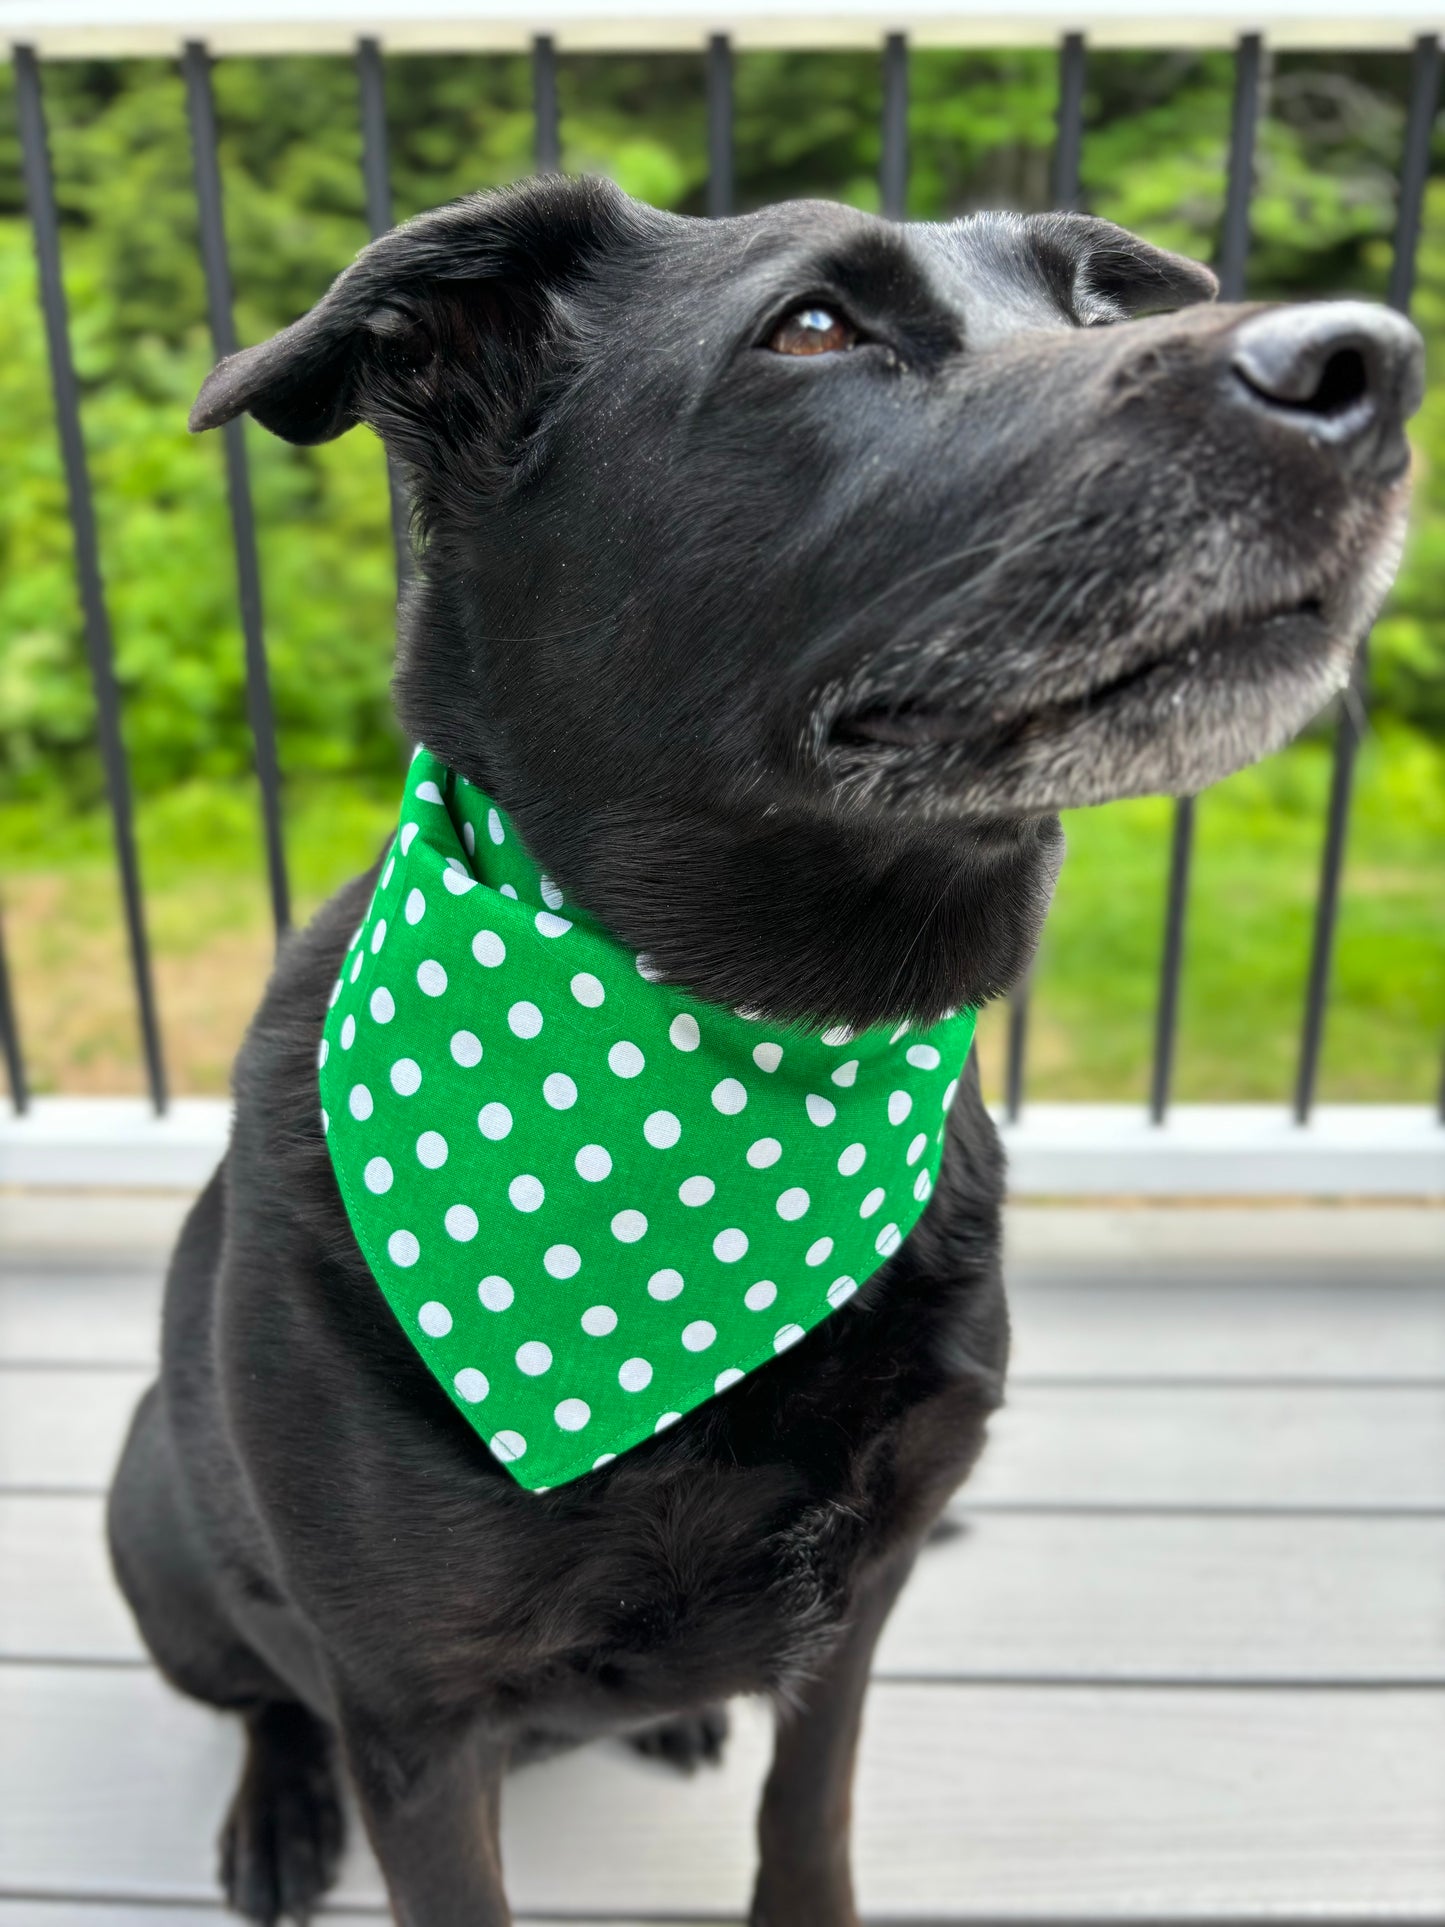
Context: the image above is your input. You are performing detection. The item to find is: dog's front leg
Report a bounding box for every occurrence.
[340,1703,512,1927]
[750,1546,917,1927]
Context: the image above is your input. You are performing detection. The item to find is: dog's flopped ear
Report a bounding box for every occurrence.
[1026,213,1218,325]
[189,174,642,447]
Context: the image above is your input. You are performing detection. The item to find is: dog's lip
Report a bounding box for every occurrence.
[833,597,1328,751]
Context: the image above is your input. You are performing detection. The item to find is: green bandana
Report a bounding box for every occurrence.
[319,750,976,1490]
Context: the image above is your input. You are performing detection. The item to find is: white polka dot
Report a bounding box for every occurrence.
[714,1367,745,1392]
[581,1304,617,1336]
[388,1229,419,1268]
[746,1137,782,1169]
[445,1203,479,1242]
[593,1453,616,1469]
[536,911,573,938]
[541,1071,577,1110]
[418,1300,452,1338]
[914,1169,933,1202]
[619,1356,653,1392]
[643,1109,681,1149]
[745,1279,777,1311]
[648,1268,684,1301]
[349,950,363,983]
[906,1132,928,1166]
[891,1021,911,1043]
[454,1367,489,1402]
[636,952,664,983]
[381,855,396,887]
[328,977,342,1008]
[611,1208,647,1243]
[906,1043,941,1071]
[369,917,388,954]
[806,1093,837,1127]
[415,779,444,805]
[555,1397,590,1432]
[838,1142,866,1176]
[544,1244,581,1279]
[887,1090,913,1126]
[876,1222,903,1257]
[416,1130,448,1169]
[776,1186,810,1221]
[679,1175,715,1207]
[608,1040,645,1078]
[317,1037,329,1068]
[655,1412,682,1432]
[391,1057,422,1097]
[805,1236,834,1267]
[713,1228,748,1263]
[490,1429,526,1463]
[508,1001,543,1039]
[450,1029,483,1067]
[478,1102,512,1140]
[828,1275,859,1308]
[711,1077,748,1115]
[320,1109,329,1134]
[364,1155,393,1194]
[509,1175,544,1213]
[942,1078,959,1112]
[473,930,506,968]
[669,1013,700,1052]
[369,986,395,1025]
[831,1058,859,1088]
[442,865,476,897]
[822,1025,853,1047]
[540,876,565,910]
[753,1042,783,1073]
[417,959,447,998]
[348,1083,373,1121]
[500,884,518,900]
[860,1186,885,1218]
[399,821,419,854]
[461,821,475,856]
[571,971,605,1007]
[487,807,505,845]
[576,1144,613,1182]
[339,1015,356,1052]
[404,888,426,926]
[479,1275,514,1311]
[774,1323,806,1352]
[516,1340,552,1376]
[682,1320,716,1352]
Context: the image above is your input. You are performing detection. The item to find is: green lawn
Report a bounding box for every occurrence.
[2,724,1440,1105]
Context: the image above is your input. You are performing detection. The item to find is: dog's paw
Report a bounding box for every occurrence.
[627,1702,730,1773]
[219,1703,345,1925]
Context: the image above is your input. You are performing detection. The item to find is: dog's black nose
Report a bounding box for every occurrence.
[1230,301,1423,478]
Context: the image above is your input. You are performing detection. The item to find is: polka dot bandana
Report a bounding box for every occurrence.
[319,750,976,1491]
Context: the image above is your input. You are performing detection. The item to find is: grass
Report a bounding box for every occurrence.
[2,724,1441,1105]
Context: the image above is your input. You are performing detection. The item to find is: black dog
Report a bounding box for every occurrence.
[108,177,1420,1926]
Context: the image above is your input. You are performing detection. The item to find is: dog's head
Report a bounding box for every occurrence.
[195,177,1421,1020]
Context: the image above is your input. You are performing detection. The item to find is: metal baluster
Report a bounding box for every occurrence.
[707,33,734,218]
[881,33,908,221]
[1294,32,1440,1125]
[1006,30,1090,1123]
[182,41,291,940]
[534,36,560,174]
[0,906,27,1114]
[356,34,412,589]
[1149,30,1261,1124]
[14,46,168,1114]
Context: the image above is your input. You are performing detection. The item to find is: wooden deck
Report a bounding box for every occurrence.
[2,1197,1443,1924]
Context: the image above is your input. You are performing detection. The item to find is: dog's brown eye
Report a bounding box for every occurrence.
[768,306,857,356]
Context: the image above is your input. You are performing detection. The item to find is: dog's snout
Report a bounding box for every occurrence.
[1229,301,1423,477]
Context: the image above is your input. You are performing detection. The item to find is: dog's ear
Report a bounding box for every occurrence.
[189,174,643,449]
[1026,213,1219,324]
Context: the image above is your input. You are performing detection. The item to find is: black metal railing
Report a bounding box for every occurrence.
[1,30,1440,1125]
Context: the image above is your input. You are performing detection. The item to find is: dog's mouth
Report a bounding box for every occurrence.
[833,595,1330,754]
